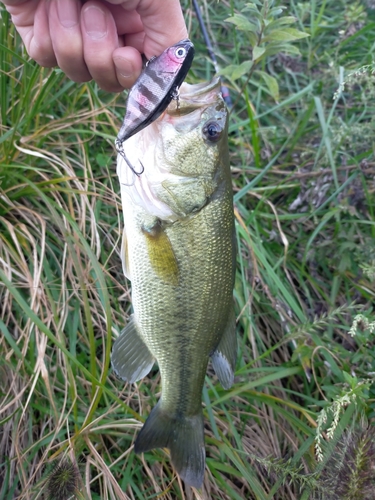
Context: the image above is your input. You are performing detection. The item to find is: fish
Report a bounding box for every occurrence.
[112,77,237,488]
[115,38,195,175]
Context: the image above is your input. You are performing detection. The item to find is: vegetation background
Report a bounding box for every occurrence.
[1,0,375,498]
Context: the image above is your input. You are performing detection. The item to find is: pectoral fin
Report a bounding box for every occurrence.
[142,221,179,286]
[211,307,237,390]
[121,226,131,280]
[111,315,155,383]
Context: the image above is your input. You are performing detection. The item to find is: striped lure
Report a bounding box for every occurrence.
[115,39,195,175]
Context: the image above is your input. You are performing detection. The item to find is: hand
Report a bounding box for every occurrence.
[2,0,188,92]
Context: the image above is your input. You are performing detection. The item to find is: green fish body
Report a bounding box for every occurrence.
[112,78,237,488]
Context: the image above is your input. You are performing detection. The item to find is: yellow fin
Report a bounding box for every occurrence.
[142,224,179,286]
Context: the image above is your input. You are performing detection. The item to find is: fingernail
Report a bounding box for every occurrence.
[83,6,107,40]
[114,57,135,79]
[57,0,78,28]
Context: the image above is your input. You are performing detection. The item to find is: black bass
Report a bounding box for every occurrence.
[112,77,237,488]
[115,39,195,173]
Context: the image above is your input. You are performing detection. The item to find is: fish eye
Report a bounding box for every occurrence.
[202,121,222,142]
[175,47,187,58]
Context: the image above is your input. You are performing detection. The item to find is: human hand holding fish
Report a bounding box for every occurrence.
[1,0,187,91]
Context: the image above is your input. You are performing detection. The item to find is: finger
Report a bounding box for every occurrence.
[81,0,123,92]
[6,0,56,67]
[48,0,92,82]
[104,3,144,37]
[119,0,188,58]
[4,0,41,25]
[106,2,145,87]
[113,45,143,89]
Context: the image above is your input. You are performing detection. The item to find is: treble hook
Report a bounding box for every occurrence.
[115,139,145,176]
[171,87,181,110]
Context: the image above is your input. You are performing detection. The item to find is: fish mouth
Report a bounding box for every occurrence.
[180,76,221,97]
[167,77,222,116]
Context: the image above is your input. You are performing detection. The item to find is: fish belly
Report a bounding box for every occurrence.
[134,193,234,410]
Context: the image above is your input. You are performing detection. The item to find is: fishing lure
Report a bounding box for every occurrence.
[115,38,195,175]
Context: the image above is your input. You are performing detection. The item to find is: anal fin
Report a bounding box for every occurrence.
[210,307,237,390]
[111,315,154,383]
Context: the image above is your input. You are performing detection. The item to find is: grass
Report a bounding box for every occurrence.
[1,0,375,498]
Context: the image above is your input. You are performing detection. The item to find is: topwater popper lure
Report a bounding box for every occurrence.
[115,38,195,175]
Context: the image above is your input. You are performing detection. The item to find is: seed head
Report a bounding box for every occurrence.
[46,458,80,500]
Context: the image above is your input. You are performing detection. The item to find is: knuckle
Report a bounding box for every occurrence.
[31,52,57,68]
[98,81,124,93]
[68,73,92,84]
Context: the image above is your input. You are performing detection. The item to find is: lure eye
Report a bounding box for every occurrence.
[202,121,222,142]
[175,47,187,58]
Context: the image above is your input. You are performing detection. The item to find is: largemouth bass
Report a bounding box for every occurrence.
[115,39,195,174]
[112,77,237,488]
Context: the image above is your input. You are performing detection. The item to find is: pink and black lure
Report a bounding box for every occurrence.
[115,38,195,175]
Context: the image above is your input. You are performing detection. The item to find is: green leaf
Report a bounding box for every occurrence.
[242,3,263,19]
[255,70,280,101]
[231,60,253,80]
[252,46,266,61]
[342,371,357,388]
[263,27,310,43]
[0,318,23,360]
[261,43,302,58]
[248,31,259,47]
[217,64,240,77]
[243,0,263,8]
[269,6,286,17]
[225,14,259,33]
[96,153,111,167]
[264,16,298,33]
[218,61,253,81]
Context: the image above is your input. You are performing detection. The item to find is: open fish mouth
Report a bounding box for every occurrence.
[167,77,222,116]
[179,76,221,98]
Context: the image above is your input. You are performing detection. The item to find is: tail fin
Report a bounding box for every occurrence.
[134,401,205,488]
